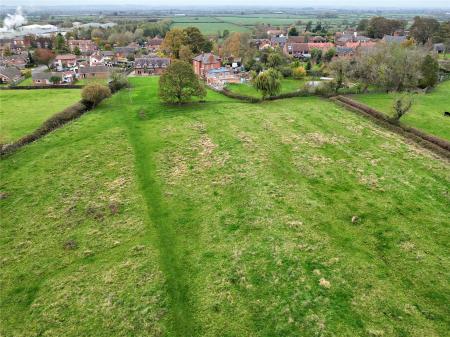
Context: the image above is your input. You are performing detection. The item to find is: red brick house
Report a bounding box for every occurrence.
[193,53,221,78]
[147,37,163,52]
[68,39,98,54]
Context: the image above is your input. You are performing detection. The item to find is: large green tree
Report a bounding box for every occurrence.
[420,54,439,89]
[367,16,406,39]
[410,16,440,45]
[158,60,206,104]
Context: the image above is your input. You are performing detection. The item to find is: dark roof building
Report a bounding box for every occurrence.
[0,66,21,83]
[134,57,170,75]
[382,35,407,43]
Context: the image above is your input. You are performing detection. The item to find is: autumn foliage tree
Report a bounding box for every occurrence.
[34,48,55,69]
[158,60,206,104]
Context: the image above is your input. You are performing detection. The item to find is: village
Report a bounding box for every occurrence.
[1,16,447,89]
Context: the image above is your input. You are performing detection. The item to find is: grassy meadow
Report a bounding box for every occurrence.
[0,88,81,143]
[1,77,449,336]
[226,78,308,98]
[351,80,450,141]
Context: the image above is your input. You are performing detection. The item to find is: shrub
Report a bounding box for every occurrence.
[280,66,293,78]
[392,95,413,121]
[109,70,129,93]
[81,84,111,107]
[292,66,306,79]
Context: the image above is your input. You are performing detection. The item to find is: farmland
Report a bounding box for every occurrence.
[1,77,449,336]
[351,80,450,141]
[0,88,81,143]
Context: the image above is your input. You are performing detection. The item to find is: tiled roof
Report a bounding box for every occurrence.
[134,57,170,68]
[0,66,21,79]
[79,66,111,74]
[55,54,76,60]
[193,53,220,64]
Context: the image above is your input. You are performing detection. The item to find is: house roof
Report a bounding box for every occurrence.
[55,54,76,60]
[0,66,21,79]
[382,35,407,43]
[336,46,354,55]
[79,65,111,74]
[433,43,445,51]
[271,36,288,44]
[148,37,163,46]
[134,57,170,68]
[286,43,310,53]
[193,53,220,64]
[32,71,62,80]
[287,36,307,43]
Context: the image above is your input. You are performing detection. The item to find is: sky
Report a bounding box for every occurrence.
[2,0,450,9]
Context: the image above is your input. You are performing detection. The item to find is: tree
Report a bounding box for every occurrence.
[305,21,313,32]
[305,59,312,71]
[179,45,194,63]
[367,16,406,39]
[222,29,230,39]
[223,32,251,59]
[253,68,282,99]
[49,75,61,85]
[328,58,350,93]
[158,60,206,104]
[357,19,369,32]
[267,52,284,68]
[81,84,111,107]
[288,27,299,36]
[184,27,209,54]
[73,46,81,56]
[310,48,323,64]
[410,16,440,45]
[324,48,336,62]
[392,95,413,121]
[34,48,55,69]
[161,28,187,58]
[54,33,67,52]
[420,54,439,88]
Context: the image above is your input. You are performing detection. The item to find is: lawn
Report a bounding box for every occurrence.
[16,77,33,86]
[0,89,81,144]
[1,77,449,336]
[351,80,450,141]
[226,78,309,98]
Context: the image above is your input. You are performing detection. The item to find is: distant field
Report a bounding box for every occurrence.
[351,80,450,141]
[1,77,448,336]
[171,21,251,35]
[227,78,308,98]
[0,89,81,143]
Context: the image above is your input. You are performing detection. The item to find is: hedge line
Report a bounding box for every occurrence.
[332,96,450,159]
[1,84,84,90]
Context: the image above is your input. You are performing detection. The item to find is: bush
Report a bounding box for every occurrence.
[109,70,129,93]
[81,83,111,107]
[292,66,306,79]
[280,66,293,78]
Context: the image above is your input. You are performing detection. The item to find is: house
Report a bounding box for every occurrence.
[0,66,22,84]
[79,65,111,79]
[336,46,354,58]
[89,51,114,67]
[0,54,28,69]
[343,41,376,50]
[267,29,285,38]
[287,36,308,44]
[11,37,31,53]
[271,36,288,48]
[382,35,407,43]
[54,54,77,71]
[114,47,136,60]
[68,39,98,54]
[32,72,63,85]
[206,67,241,88]
[146,37,163,52]
[284,43,310,57]
[307,42,335,52]
[193,53,221,78]
[134,57,170,75]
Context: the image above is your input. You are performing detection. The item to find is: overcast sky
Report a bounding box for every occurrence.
[2,0,450,9]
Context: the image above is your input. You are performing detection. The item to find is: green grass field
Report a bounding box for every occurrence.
[351,81,450,141]
[1,77,449,336]
[226,78,308,98]
[0,89,81,143]
[16,77,33,86]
